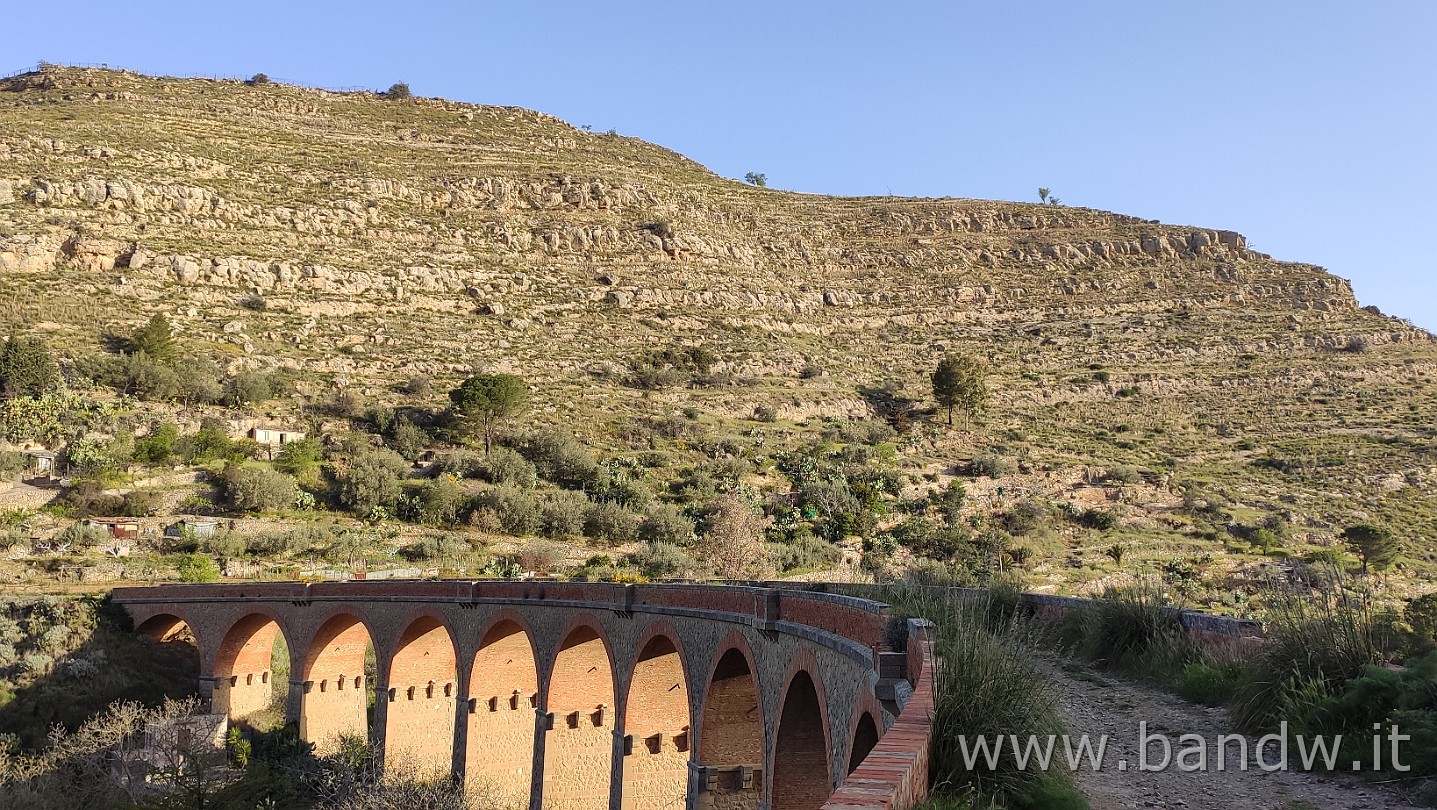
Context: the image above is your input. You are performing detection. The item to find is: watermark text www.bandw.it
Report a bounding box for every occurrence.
[958,722,1412,773]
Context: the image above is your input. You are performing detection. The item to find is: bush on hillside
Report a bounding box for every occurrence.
[335,448,408,514]
[222,464,300,513]
[638,502,696,546]
[482,446,537,488]
[630,542,695,578]
[414,476,463,527]
[967,453,1016,478]
[583,500,638,544]
[175,553,219,583]
[432,449,484,479]
[539,490,589,538]
[473,485,541,536]
[526,429,600,489]
[517,540,565,575]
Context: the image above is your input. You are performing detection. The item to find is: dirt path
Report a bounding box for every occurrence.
[1051,664,1431,810]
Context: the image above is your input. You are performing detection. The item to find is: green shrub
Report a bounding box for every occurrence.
[584,500,638,544]
[388,418,428,460]
[626,344,716,390]
[474,485,541,536]
[526,429,600,489]
[638,503,695,546]
[0,335,60,399]
[1102,465,1143,484]
[1233,582,1382,731]
[55,522,110,549]
[1305,547,1347,567]
[1078,508,1119,531]
[539,490,589,538]
[116,490,158,517]
[1269,652,1437,775]
[64,437,127,477]
[1074,582,1197,679]
[834,419,898,445]
[134,421,179,464]
[223,370,275,406]
[22,652,53,674]
[880,585,1085,807]
[769,535,842,572]
[335,448,408,513]
[274,438,324,487]
[967,453,1016,478]
[1176,660,1248,706]
[222,464,300,513]
[482,446,537,488]
[399,534,469,563]
[178,423,241,464]
[433,449,484,479]
[1001,499,1049,537]
[630,542,695,578]
[175,553,220,583]
[400,374,432,396]
[415,476,463,527]
[1407,593,1437,643]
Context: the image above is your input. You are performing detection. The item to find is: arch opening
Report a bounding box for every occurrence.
[772,671,829,810]
[621,634,691,810]
[698,647,765,810]
[133,613,201,697]
[212,613,290,725]
[847,712,879,775]
[301,614,376,754]
[465,619,538,804]
[543,624,615,810]
[384,615,457,777]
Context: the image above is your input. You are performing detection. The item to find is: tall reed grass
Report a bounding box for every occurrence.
[1232,571,1382,731]
[878,583,1088,810]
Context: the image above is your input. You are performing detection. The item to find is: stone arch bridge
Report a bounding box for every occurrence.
[112,580,934,810]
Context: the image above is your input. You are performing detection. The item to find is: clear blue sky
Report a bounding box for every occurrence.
[9,1,1436,330]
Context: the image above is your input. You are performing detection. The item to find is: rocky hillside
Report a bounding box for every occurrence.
[1,65,1434,592]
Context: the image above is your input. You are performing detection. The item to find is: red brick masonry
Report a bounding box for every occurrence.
[823,621,935,810]
[112,580,937,810]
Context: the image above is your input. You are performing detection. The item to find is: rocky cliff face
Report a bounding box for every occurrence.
[1,65,1433,559]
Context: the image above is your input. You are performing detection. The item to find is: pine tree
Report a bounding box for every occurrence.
[1342,524,1399,574]
[448,373,528,455]
[131,314,177,364]
[0,335,60,399]
[931,353,988,429]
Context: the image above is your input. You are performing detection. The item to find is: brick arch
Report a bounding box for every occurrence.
[620,622,692,810]
[464,613,539,804]
[771,656,831,810]
[212,611,290,722]
[542,613,616,810]
[698,633,765,810]
[300,612,376,754]
[135,613,195,644]
[847,712,879,775]
[383,613,459,776]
